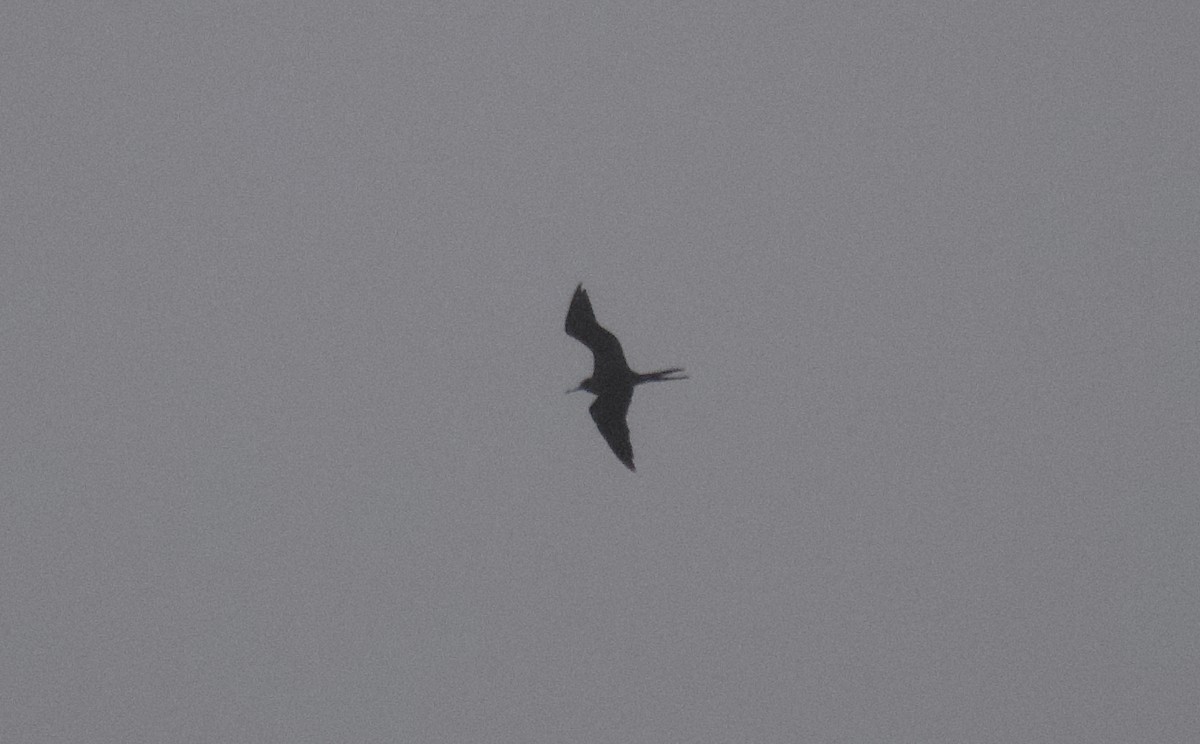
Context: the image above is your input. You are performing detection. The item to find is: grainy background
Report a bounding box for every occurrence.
[3,3,1197,742]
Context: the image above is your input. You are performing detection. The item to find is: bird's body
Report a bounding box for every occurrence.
[565,283,686,471]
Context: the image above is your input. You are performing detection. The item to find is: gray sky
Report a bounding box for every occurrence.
[3,3,1198,742]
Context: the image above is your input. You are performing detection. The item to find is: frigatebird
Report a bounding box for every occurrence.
[565,283,687,471]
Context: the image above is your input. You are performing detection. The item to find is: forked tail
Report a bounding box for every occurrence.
[635,367,688,384]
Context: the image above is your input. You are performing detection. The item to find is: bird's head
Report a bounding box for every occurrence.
[566,377,594,394]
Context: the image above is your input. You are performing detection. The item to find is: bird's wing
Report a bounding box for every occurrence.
[589,389,635,471]
[565,284,629,379]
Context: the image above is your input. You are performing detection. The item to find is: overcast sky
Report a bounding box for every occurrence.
[3,3,1198,742]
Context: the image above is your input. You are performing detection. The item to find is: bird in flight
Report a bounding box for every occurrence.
[565,283,687,471]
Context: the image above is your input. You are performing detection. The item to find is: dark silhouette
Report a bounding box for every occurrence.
[565,283,687,471]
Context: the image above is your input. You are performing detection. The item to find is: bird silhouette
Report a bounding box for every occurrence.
[565,283,687,470]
